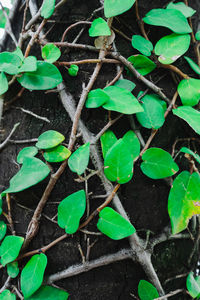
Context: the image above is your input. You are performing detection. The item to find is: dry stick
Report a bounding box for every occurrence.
[13,106,50,123]
[106,65,124,87]
[0,276,11,293]
[21,0,29,33]
[61,21,92,42]
[154,289,184,300]
[9,138,38,144]
[6,194,16,235]
[0,122,20,151]
[57,58,120,66]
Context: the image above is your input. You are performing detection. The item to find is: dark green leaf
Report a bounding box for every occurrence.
[68,143,90,175]
[173,106,200,135]
[17,146,38,164]
[42,43,61,63]
[36,130,65,149]
[101,130,118,159]
[138,280,159,300]
[114,79,136,91]
[104,0,136,17]
[43,145,71,162]
[122,130,140,160]
[177,78,200,106]
[0,235,24,266]
[85,89,110,108]
[127,55,156,76]
[18,56,37,73]
[186,272,200,298]
[131,35,153,56]
[68,64,79,77]
[0,290,16,300]
[97,207,136,240]
[166,2,196,18]
[180,147,200,164]
[7,261,19,278]
[0,221,6,241]
[41,0,56,19]
[0,52,21,75]
[26,285,69,300]
[0,8,9,28]
[89,18,111,37]
[58,190,86,234]
[184,56,200,75]
[0,72,8,95]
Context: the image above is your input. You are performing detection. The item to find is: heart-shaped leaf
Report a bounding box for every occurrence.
[100,130,118,159]
[41,0,56,19]
[17,146,38,164]
[89,18,111,37]
[0,72,8,95]
[7,261,19,278]
[26,286,69,300]
[36,130,65,149]
[86,89,110,108]
[173,106,200,135]
[0,52,21,75]
[186,272,200,298]
[114,79,136,91]
[18,56,37,73]
[104,0,136,17]
[0,235,24,266]
[0,221,6,241]
[68,143,90,175]
[0,290,16,300]
[177,78,200,106]
[138,280,159,300]
[132,35,153,56]
[122,130,140,160]
[43,145,71,162]
[42,43,61,63]
[184,56,200,75]
[166,2,196,18]
[127,55,156,76]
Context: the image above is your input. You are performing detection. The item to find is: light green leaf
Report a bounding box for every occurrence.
[101,130,118,159]
[0,8,9,28]
[36,130,65,149]
[85,89,110,108]
[0,52,21,75]
[184,56,200,75]
[68,143,90,175]
[180,147,200,164]
[178,78,200,106]
[0,221,7,241]
[58,190,86,234]
[26,285,69,300]
[131,35,153,56]
[104,139,133,184]
[0,235,24,266]
[195,31,200,41]
[155,33,190,64]
[17,61,62,90]
[141,148,179,179]
[89,18,111,37]
[18,56,37,73]
[41,0,56,19]
[0,72,8,95]
[103,86,143,114]
[166,2,196,18]
[168,171,200,234]
[7,261,19,278]
[21,253,47,298]
[122,130,140,160]
[114,79,136,91]
[0,290,16,300]
[13,47,24,61]
[43,145,71,163]
[173,106,200,135]
[17,146,38,164]
[97,207,135,240]
[186,272,200,298]
[42,43,61,63]
[127,55,156,76]
[136,94,165,129]
[143,9,192,34]
[68,64,79,77]
[104,0,136,17]
[138,280,159,300]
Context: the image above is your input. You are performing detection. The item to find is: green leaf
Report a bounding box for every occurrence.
[17,61,62,90]
[136,94,165,129]
[173,106,200,135]
[0,235,24,266]
[18,56,37,73]
[0,72,8,95]
[41,0,56,19]
[180,147,200,164]
[0,221,7,241]
[141,148,179,179]
[7,261,19,278]
[17,146,38,164]
[68,64,79,77]
[114,79,136,91]
[122,130,140,160]
[36,130,65,149]
[195,30,200,41]
[26,286,69,300]
[43,145,71,163]
[0,8,9,28]
[143,9,192,34]
[178,78,200,106]
[131,35,153,56]
[58,190,86,234]
[127,55,156,76]
[166,2,196,18]
[104,139,134,184]
[85,89,110,108]
[97,207,136,240]
[155,33,190,64]
[184,56,200,75]
[42,43,61,63]
[13,47,24,61]
[103,86,143,114]
[104,0,136,17]
[21,253,47,298]
[100,130,118,159]
[0,52,21,75]
[89,18,111,37]
[68,143,90,175]
[186,272,200,298]
[1,157,50,197]
[168,171,200,234]
[0,290,16,300]
[138,280,159,300]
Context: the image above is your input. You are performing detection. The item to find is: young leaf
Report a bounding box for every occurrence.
[7,261,19,278]
[68,143,90,175]
[0,8,9,28]
[0,221,7,241]
[26,285,69,300]
[68,64,79,77]
[0,72,8,95]
[155,33,190,64]
[43,145,71,163]
[186,272,200,298]
[21,253,47,298]
[17,61,62,90]
[138,280,159,300]
[104,0,136,18]
[177,78,200,106]
[97,207,135,240]
[41,0,56,19]
[180,147,200,164]
[85,89,110,108]
[141,148,179,179]
[173,106,200,135]
[100,130,118,159]
[103,86,143,114]
[0,290,16,300]
[184,56,200,75]
[104,139,134,184]
[114,79,136,91]
[168,171,200,234]
[18,56,37,73]
[166,2,196,18]
[127,55,156,76]
[0,52,21,75]
[136,94,165,129]
[131,35,153,56]
[17,146,38,164]
[58,190,86,234]
[143,9,192,34]
[122,130,140,160]
[89,18,111,37]
[36,130,65,149]
[42,43,61,63]
[0,235,24,266]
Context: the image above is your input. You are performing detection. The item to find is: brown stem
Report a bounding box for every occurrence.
[61,21,91,43]
[106,65,124,87]
[135,0,149,40]
[159,64,189,79]
[6,194,15,235]
[57,58,120,66]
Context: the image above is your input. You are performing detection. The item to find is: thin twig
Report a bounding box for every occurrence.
[0,122,20,151]
[14,106,50,123]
